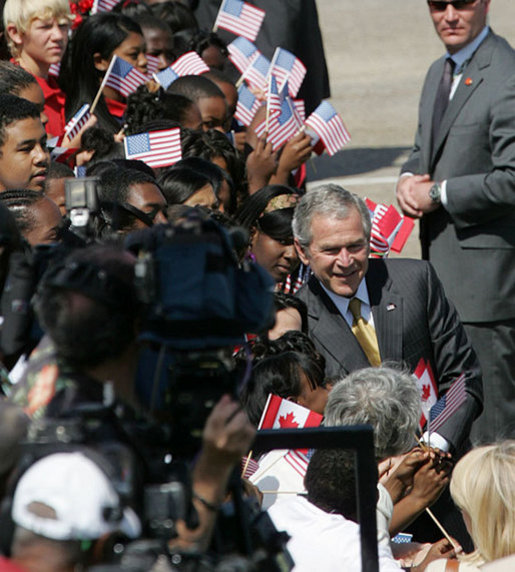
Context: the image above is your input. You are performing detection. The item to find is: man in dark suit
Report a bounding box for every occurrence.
[396,0,515,443]
[293,184,482,454]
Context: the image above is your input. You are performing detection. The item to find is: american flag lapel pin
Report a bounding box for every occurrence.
[386,303,396,312]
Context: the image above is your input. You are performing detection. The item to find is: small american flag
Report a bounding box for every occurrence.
[245,52,270,92]
[104,56,148,98]
[267,75,283,120]
[91,0,122,13]
[153,52,209,89]
[153,67,179,90]
[170,51,210,77]
[427,374,467,433]
[124,128,182,168]
[146,54,160,77]
[255,96,298,150]
[48,62,60,78]
[293,99,306,123]
[235,84,260,126]
[64,104,92,141]
[240,456,260,479]
[305,100,351,156]
[214,0,265,42]
[270,48,306,98]
[228,36,261,74]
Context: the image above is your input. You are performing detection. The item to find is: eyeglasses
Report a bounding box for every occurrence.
[427,0,478,11]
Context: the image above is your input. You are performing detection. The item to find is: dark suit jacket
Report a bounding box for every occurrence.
[402,31,515,323]
[297,258,482,450]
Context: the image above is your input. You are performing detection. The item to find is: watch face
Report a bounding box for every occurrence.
[430,183,441,203]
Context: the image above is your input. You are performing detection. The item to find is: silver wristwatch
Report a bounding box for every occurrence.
[429,182,442,204]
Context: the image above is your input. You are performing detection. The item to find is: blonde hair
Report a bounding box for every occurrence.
[3,0,72,57]
[450,440,515,564]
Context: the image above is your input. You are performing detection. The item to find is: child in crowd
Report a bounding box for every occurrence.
[0,95,49,193]
[167,75,228,133]
[59,12,148,134]
[3,0,71,137]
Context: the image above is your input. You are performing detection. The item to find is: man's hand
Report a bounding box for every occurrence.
[396,174,437,217]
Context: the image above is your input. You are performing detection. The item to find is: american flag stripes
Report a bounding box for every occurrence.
[234,84,260,126]
[244,52,270,92]
[91,0,122,13]
[145,54,160,77]
[255,96,298,151]
[427,374,467,433]
[153,52,209,89]
[124,128,182,168]
[214,0,265,42]
[283,450,310,478]
[170,51,210,77]
[104,56,148,98]
[270,48,306,98]
[240,456,260,479]
[266,75,283,120]
[48,62,60,78]
[64,104,92,141]
[305,101,351,156]
[228,37,261,74]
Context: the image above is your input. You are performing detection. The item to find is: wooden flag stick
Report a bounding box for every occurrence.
[261,490,301,495]
[90,56,117,115]
[425,507,459,551]
[241,451,253,478]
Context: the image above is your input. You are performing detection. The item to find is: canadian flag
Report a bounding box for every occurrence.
[413,358,439,430]
[258,394,323,431]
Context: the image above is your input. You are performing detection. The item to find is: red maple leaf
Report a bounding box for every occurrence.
[422,384,431,401]
[278,412,299,428]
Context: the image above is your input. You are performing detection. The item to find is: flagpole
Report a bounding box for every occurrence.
[241,451,253,478]
[235,51,259,89]
[90,55,117,115]
[265,75,272,133]
[213,0,226,32]
[425,508,459,551]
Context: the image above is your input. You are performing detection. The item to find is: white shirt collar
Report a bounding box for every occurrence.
[319,278,372,327]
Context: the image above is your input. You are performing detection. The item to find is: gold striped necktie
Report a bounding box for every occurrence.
[349,298,381,367]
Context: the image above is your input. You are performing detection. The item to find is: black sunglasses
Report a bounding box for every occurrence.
[427,0,478,11]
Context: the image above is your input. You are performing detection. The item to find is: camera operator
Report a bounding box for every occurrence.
[6,238,258,562]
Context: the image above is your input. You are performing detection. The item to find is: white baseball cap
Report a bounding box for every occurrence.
[12,452,141,541]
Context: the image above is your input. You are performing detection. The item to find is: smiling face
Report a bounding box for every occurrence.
[295,208,370,298]
[429,0,490,54]
[0,117,49,192]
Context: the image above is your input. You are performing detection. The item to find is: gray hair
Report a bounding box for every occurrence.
[292,184,372,249]
[324,366,421,460]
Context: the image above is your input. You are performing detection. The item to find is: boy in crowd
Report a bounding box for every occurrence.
[0,95,49,193]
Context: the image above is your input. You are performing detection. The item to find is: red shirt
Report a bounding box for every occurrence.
[35,75,66,137]
[0,556,27,571]
[104,97,127,121]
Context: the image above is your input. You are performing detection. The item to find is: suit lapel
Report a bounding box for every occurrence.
[431,33,494,166]
[306,278,370,373]
[367,261,403,361]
